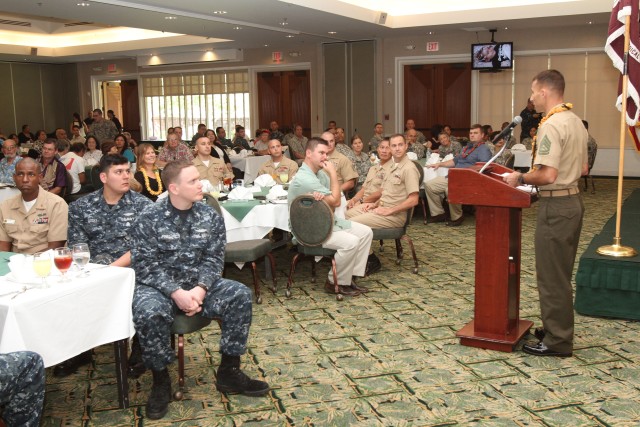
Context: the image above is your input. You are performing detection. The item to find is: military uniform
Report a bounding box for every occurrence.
[347,156,420,228]
[89,119,119,142]
[286,135,308,165]
[352,152,372,189]
[257,157,298,184]
[68,188,152,264]
[288,164,373,286]
[0,188,68,254]
[438,140,462,159]
[130,198,253,371]
[231,137,251,151]
[193,156,232,186]
[414,130,426,144]
[0,351,45,427]
[335,143,356,163]
[533,107,587,354]
[407,142,426,159]
[369,134,384,152]
[327,151,358,188]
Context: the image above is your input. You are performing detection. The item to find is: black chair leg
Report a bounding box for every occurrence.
[395,239,403,262]
[310,259,317,283]
[266,252,277,292]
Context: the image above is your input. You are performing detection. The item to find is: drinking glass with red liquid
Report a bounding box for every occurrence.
[223,177,233,191]
[54,247,73,282]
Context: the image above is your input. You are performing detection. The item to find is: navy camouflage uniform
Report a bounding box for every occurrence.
[68,188,153,264]
[0,351,45,427]
[130,198,252,371]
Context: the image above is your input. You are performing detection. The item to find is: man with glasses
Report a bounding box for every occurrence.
[0,140,22,183]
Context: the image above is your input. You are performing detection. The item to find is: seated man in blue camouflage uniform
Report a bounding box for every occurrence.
[64,154,153,378]
[0,351,45,427]
[130,160,269,420]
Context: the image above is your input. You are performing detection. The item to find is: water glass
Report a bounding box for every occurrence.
[72,243,91,278]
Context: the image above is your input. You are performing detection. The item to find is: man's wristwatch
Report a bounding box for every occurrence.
[517,173,525,186]
[196,283,209,292]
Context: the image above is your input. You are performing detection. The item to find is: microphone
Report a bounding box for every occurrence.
[491,116,522,143]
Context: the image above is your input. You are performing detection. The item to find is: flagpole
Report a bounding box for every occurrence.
[598,12,638,257]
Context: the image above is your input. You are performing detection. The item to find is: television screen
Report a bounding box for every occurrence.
[471,42,513,70]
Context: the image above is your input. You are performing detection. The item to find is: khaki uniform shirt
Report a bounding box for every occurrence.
[258,157,299,184]
[534,107,587,191]
[362,161,392,199]
[378,156,420,219]
[327,151,358,187]
[193,156,232,185]
[0,189,68,254]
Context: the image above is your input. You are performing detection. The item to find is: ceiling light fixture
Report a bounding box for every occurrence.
[286,34,294,38]
[233,26,242,30]
[165,16,177,20]
[328,31,337,35]
[77,1,90,6]
[213,10,227,14]
[280,18,289,26]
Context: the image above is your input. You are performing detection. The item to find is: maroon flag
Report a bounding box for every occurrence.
[605,0,640,130]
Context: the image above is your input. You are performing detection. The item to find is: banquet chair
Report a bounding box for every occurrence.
[203,194,276,304]
[373,160,423,274]
[287,194,342,301]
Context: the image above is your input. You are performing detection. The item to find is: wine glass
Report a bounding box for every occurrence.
[223,177,233,191]
[72,243,91,278]
[32,252,52,288]
[279,173,289,184]
[54,247,73,282]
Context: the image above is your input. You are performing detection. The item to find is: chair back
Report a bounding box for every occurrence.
[587,141,598,171]
[289,195,334,246]
[504,153,515,169]
[402,161,424,229]
[89,165,103,190]
[203,194,222,215]
[63,170,74,198]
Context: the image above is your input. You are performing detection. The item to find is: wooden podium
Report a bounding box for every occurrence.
[448,163,534,352]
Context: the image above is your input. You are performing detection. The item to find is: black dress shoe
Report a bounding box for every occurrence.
[350,281,370,293]
[365,254,382,276]
[429,214,446,223]
[534,327,546,342]
[324,280,360,296]
[522,342,572,358]
[446,216,464,227]
[53,350,93,377]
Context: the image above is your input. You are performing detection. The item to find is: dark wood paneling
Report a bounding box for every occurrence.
[121,80,141,141]
[257,70,310,136]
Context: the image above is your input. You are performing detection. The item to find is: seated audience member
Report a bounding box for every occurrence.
[17,124,35,145]
[369,123,384,152]
[231,126,251,151]
[67,154,152,377]
[335,128,356,162]
[286,124,308,165]
[253,129,271,155]
[69,125,85,144]
[348,134,420,275]
[269,120,284,142]
[157,132,194,168]
[436,132,463,158]
[206,129,236,177]
[71,112,89,138]
[31,130,48,157]
[216,127,232,148]
[38,139,67,195]
[115,133,135,163]
[350,135,372,194]
[257,139,298,184]
[347,138,392,210]
[405,119,426,144]
[0,351,45,427]
[520,126,536,150]
[425,124,492,227]
[324,131,358,194]
[83,135,102,166]
[487,131,512,166]
[406,129,426,159]
[427,124,444,150]
[0,139,22,183]
[583,120,598,160]
[122,131,137,148]
[173,126,185,142]
[134,143,164,201]
[131,160,269,420]
[100,140,118,156]
[288,137,373,296]
[193,136,233,186]
[443,124,459,143]
[59,140,87,195]
[54,128,68,141]
[191,123,207,146]
[0,158,68,254]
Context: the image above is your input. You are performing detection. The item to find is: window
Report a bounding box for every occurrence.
[142,71,250,140]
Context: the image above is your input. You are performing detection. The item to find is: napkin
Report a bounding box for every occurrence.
[228,149,248,158]
[227,186,254,200]
[511,143,527,151]
[406,152,418,161]
[200,179,215,193]
[425,152,441,165]
[266,185,287,201]
[9,251,60,282]
[254,174,276,187]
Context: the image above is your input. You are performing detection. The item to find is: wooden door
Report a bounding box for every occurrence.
[257,70,311,137]
[404,63,471,139]
[120,80,141,142]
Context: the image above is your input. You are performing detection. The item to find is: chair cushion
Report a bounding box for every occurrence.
[289,195,334,246]
[225,239,272,263]
[372,227,405,240]
[298,245,337,257]
[171,314,212,335]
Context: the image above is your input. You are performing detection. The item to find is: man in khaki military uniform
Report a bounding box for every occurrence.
[322,131,358,194]
[504,69,587,358]
[258,139,298,184]
[346,139,392,211]
[192,137,233,186]
[0,158,68,254]
[347,134,420,275]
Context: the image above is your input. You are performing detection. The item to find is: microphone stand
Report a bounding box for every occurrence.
[479,132,510,174]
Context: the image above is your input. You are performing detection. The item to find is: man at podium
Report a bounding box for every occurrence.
[425,124,492,226]
[503,69,587,358]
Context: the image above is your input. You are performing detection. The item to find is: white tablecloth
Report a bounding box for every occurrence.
[423,166,449,183]
[0,187,20,204]
[513,150,532,168]
[222,202,290,243]
[0,265,135,367]
[229,155,268,184]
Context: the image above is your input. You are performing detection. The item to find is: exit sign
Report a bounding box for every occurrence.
[426,42,439,52]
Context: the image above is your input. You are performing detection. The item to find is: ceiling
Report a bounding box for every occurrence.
[0,0,611,64]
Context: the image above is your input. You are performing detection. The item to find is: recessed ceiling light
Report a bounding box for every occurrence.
[77,1,90,6]
[286,34,294,38]
[264,44,269,47]
[504,26,508,30]
[587,21,592,24]
[233,26,242,30]
[165,16,177,20]
[213,10,227,14]
[328,31,337,35]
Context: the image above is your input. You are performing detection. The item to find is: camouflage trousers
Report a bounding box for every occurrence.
[0,351,45,427]
[132,279,253,371]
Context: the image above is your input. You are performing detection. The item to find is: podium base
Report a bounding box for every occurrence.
[456,319,534,352]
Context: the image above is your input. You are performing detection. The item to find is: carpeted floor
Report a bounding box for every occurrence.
[42,178,640,426]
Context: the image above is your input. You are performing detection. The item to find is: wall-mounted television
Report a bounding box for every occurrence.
[471,42,513,71]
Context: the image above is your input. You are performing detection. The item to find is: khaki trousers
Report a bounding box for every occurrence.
[425,176,462,220]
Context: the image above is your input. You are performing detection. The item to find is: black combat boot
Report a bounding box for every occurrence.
[215,354,270,396]
[127,335,147,379]
[146,368,172,420]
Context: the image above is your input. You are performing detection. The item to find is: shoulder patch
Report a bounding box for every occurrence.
[538,135,552,155]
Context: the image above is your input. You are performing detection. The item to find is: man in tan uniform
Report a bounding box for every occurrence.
[323,131,358,194]
[347,134,420,274]
[0,158,68,254]
[504,69,587,358]
[192,137,233,186]
[258,139,299,184]
[346,139,392,211]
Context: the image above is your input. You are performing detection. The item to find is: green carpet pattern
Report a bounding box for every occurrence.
[42,178,640,426]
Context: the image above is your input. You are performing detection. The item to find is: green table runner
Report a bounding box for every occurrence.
[0,251,15,277]
[222,200,263,221]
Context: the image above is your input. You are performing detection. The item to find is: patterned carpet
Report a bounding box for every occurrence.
[42,178,640,426]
